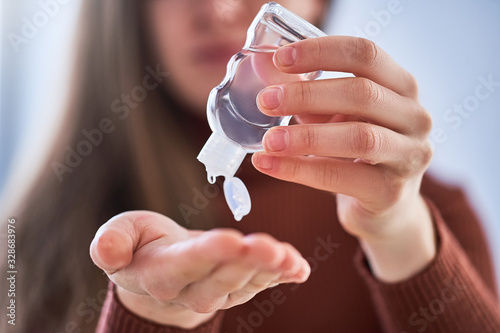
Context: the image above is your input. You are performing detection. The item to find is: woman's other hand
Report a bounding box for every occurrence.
[90,211,310,329]
[254,36,435,283]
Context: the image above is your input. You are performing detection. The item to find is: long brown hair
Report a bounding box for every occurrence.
[1,1,217,332]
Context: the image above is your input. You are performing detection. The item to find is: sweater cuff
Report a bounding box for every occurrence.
[354,198,500,333]
[96,282,225,333]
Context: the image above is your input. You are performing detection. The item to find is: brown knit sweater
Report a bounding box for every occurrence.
[96,158,500,332]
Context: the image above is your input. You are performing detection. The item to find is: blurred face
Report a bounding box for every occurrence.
[145,0,326,115]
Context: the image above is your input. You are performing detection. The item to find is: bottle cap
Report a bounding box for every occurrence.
[198,133,251,221]
[197,132,247,183]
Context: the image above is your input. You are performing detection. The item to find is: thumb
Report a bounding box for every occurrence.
[90,210,186,276]
[90,225,133,275]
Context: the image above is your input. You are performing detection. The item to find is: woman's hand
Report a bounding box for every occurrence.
[254,36,435,283]
[90,211,310,329]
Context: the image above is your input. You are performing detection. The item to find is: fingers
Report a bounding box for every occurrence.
[273,36,419,99]
[253,153,383,202]
[178,234,282,311]
[261,122,430,168]
[129,229,245,299]
[252,150,432,212]
[257,77,432,136]
[251,36,434,236]
[175,234,309,313]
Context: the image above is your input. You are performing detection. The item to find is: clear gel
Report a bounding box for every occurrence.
[197,2,327,221]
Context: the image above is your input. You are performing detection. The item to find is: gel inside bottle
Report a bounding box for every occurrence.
[197,2,327,221]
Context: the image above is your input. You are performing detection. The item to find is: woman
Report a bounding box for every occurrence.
[2,0,499,332]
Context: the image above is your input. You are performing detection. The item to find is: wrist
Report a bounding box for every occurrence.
[359,195,437,283]
[116,285,217,329]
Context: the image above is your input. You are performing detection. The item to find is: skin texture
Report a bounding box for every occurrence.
[90,0,436,328]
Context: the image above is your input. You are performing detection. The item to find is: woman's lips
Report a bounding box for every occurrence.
[192,44,241,67]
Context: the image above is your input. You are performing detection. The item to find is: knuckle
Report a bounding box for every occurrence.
[352,123,382,158]
[311,38,325,65]
[397,142,434,176]
[295,81,313,108]
[415,142,434,168]
[395,158,413,177]
[404,72,419,98]
[383,174,406,206]
[289,159,302,180]
[347,78,382,110]
[301,125,318,152]
[422,142,434,165]
[355,38,382,69]
[419,109,433,135]
[316,163,339,189]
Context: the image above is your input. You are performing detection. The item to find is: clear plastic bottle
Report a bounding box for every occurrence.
[197,2,327,221]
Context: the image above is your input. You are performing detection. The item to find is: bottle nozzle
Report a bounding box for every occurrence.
[207,174,217,184]
[198,132,251,221]
[197,132,247,180]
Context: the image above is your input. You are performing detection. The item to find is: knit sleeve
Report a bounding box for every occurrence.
[96,282,225,333]
[355,198,500,333]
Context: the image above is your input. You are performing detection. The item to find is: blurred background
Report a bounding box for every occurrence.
[1,0,499,283]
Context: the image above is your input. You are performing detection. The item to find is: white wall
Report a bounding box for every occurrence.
[1,0,82,209]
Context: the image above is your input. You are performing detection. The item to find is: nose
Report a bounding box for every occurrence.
[212,0,245,24]
[194,0,251,31]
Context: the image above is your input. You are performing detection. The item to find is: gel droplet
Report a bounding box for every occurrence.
[208,174,216,184]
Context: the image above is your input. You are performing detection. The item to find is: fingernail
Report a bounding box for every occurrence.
[258,86,282,110]
[275,46,297,66]
[253,153,275,170]
[264,129,288,152]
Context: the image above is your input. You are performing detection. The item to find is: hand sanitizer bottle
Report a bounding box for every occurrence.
[197,2,327,221]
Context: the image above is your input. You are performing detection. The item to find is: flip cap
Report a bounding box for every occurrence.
[224,177,251,221]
